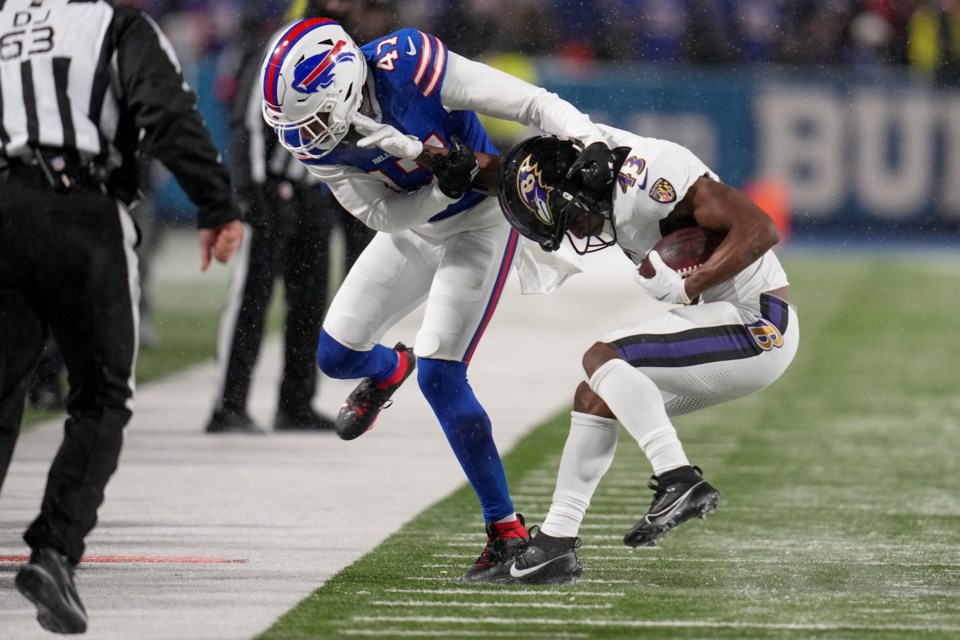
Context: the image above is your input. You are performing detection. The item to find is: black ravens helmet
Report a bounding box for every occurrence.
[497,136,616,254]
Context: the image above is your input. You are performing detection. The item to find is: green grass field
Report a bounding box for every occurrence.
[19,243,959,638]
[256,252,960,640]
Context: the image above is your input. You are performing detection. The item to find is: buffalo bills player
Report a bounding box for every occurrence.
[497,134,798,583]
[259,19,612,582]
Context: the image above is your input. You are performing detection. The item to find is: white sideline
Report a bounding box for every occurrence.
[0,238,656,640]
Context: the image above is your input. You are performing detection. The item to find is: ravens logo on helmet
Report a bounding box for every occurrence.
[498,136,618,254]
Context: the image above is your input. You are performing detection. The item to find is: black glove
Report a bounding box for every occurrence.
[566,141,617,190]
[432,136,479,199]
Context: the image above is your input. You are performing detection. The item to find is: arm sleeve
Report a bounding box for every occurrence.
[439,52,606,147]
[113,10,240,229]
[306,164,459,232]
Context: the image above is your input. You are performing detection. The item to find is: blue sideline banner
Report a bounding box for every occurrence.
[542,65,960,235]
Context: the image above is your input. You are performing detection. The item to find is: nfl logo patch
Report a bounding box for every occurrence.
[649,178,677,203]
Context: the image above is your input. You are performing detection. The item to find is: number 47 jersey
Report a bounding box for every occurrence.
[298,28,500,225]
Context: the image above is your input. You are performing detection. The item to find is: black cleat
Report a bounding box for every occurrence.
[273,407,335,432]
[460,516,529,584]
[205,410,266,434]
[509,527,582,584]
[624,465,721,548]
[335,343,416,441]
[15,546,87,634]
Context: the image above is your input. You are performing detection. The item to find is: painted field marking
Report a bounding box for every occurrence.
[583,555,960,567]
[343,630,588,638]
[0,555,247,564]
[385,588,625,597]
[370,599,611,610]
[353,615,960,633]
[405,576,637,585]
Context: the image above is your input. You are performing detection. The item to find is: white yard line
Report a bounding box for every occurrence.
[385,588,625,597]
[370,600,612,610]
[353,616,960,633]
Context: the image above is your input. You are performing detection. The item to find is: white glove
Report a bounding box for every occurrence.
[353,112,423,160]
[634,250,691,304]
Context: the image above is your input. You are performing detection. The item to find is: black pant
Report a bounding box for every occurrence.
[0,180,137,564]
[214,183,372,416]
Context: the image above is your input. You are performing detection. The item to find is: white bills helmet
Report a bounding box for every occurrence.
[260,18,367,157]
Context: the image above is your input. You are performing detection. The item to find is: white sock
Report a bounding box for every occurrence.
[590,359,689,476]
[541,412,619,538]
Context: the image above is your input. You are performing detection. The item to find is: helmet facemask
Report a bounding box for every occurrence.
[554,186,618,255]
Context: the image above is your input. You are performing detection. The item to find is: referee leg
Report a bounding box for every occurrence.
[276,189,331,415]
[0,290,47,494]
[22,198,139,564]
[213,192,280,416]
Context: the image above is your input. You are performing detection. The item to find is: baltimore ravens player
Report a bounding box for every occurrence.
[497,134,798,584]
[259,19,613,582]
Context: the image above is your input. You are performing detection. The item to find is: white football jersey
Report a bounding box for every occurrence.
[596,124,789,303]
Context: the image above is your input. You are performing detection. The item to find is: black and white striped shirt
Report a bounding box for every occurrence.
[0,0,238,228]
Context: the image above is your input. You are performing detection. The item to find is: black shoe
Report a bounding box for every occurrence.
[509,527,582,584]
[15,546,87,634]
[623,465,721,548]
[274,407,335,432]
[28,380,64,411]
[204,410,265,434]
[459,515,529,584]
[335,342,416,441]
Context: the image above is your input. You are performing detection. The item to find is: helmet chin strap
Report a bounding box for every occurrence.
[344,83,377,146]
[357,76,379,120]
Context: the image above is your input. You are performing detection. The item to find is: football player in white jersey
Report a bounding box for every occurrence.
[497,132,799,584]
[260,19,614,582]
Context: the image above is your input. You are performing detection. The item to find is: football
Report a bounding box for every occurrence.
[638,226,724,279]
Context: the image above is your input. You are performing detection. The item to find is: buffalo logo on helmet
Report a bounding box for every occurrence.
[516,155,556,227]
[293,40,356,94]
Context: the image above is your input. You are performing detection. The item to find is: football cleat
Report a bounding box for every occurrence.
[335,343,416,441]
[15,546,87,634]
[460,516,529,584]
[509,527,582,584]
[624,465,721,548]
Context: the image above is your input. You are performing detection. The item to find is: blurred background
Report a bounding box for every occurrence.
[136,0,960,244]
[22,0,942,420]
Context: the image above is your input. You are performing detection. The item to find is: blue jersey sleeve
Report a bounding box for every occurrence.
[362,28,449,106]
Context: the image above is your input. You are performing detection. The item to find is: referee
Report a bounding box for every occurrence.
[206,0,377,434]
[0,0,243,633]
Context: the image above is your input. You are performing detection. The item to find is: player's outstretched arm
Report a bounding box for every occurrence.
[415,144,501,197]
